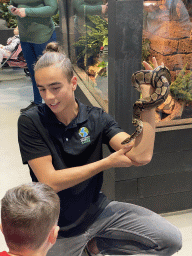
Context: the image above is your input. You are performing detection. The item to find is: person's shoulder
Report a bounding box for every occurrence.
[83,103,105,117]
[18,103,46,123]
[87,106,113,126]
[77,100,111,123]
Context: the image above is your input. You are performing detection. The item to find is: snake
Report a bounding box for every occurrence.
[121,65,171,145]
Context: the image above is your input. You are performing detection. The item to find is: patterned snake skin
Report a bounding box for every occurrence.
[121,65,171,145]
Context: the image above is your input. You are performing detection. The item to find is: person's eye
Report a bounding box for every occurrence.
[53,87,60,91]
[39,88,45,92]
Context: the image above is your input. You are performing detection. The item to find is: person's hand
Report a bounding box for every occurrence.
[142,56,159,71]
[0,44,4,49]
[13,8,26,18]
[106,145,133,168]
[101,4,108,14]
[140,57,163,98]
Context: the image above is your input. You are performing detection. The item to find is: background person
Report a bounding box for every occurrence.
[0,182,60,256]
[0,26,20,65]
[18,42,182,256]
[72,0,108,68]
[9,0,58,113]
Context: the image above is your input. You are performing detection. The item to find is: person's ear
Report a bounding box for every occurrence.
[71,76,77,91]
[48,226,60,245]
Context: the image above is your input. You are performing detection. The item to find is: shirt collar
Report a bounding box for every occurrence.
[42,99,89,128]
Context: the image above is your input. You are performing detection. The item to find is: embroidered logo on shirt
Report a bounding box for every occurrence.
[78,127,90,144]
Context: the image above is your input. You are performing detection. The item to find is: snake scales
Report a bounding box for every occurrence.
[121,65,171,145]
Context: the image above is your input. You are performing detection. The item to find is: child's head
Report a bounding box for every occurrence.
[1,182,60,252]
[34,42,74,83]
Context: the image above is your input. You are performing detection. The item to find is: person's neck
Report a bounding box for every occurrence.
[55,100,79,126]
[8,242,50,256]
[8,250,47,256]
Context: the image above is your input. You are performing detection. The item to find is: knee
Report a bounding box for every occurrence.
[161,227,182,255]
[171,228,182,253]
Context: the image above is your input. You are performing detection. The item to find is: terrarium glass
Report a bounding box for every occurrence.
[143,0,192,123]
[66,0,109,111]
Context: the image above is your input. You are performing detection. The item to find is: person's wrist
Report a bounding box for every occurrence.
[101,156,112,170]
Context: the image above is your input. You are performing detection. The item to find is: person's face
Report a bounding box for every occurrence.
[35,65,77,115]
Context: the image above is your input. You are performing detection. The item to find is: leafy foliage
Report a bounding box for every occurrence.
[170,64,192,103]
[142,38,151,63]
[0,3,17,28]
[52,12,59,26]
[74,15,108,60]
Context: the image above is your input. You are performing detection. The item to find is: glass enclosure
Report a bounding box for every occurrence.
[67,0,108,111]
[143,0,192,125]
[66,0,192,123]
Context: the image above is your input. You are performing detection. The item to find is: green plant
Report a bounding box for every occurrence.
[0,3,17,28]
[74,15,108,61]
[98,61,107,68]
[52,12,59,26]
[97,61,108,77]
[170,64,192,104]
[142,38,151,63]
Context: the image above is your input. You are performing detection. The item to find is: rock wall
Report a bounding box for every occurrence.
[144,20,192,81]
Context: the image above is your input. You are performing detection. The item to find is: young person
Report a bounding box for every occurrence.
[0,182,60,256]
[0,27,20,65]
[18,42,182,256]
[9,0,58,112]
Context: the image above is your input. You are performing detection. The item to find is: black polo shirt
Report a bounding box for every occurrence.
[18,100,123,233]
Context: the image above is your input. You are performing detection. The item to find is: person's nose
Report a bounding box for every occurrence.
[45,90,55,101]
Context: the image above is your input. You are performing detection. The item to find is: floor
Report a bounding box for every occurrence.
[0,68,192,255]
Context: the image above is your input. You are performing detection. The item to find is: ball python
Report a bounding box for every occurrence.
[121,65,171,145]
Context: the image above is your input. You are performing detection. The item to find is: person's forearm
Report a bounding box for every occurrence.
[25,0,58,17]
[29,146,132,193]
[47,158,112,193]
[126,108,156,165]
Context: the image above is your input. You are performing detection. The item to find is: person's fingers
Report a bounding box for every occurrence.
[152,57,158,68]
[142,61,153,70]
[143,57,161,70]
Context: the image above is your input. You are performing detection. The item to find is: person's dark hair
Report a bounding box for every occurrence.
[1,182,60,251]
[34,42,74,83]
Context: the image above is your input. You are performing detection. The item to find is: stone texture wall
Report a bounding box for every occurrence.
[144,19,192,81]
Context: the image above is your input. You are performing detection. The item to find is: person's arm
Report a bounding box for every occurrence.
[18,59,157,193]
[18,114,133,193]
[28,145,132,193]
[4,37,20,52]
[109,58,158,166]
[11,0,58,18]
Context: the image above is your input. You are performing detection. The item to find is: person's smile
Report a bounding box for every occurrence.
[49,102,60,110]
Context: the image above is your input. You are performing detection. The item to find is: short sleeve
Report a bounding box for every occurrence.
[18,114,51,164]
[101,111,124,144]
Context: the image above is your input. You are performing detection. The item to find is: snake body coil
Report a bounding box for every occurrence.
[121,65,171,145]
